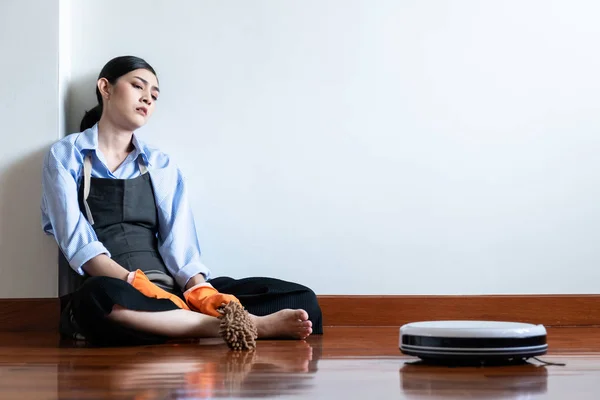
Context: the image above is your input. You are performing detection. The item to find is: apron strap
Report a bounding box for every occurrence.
[82,154,95,225]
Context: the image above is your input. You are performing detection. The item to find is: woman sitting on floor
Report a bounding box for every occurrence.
[41,55,322,347]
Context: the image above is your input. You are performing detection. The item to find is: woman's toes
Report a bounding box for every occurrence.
[295,309,309,321]
[300,320,312,328]
[300,327,313,339]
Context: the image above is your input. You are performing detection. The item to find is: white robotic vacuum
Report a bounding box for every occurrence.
[399,321,548,365]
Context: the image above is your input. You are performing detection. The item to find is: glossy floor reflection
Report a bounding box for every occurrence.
[0,327,598,399]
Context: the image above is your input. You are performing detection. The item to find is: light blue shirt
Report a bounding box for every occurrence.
[41,124,211,289]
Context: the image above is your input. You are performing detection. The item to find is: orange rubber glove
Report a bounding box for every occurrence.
[127,269,190,310]
[183,282,240,317]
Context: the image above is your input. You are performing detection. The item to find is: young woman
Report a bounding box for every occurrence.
[41,56,322,347]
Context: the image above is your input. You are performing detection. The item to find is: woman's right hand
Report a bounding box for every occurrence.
[127,269,190,310]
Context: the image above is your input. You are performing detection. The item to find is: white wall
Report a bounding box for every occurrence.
[67,0,600,295]
[5,0,600,297]
[0,0,60,298]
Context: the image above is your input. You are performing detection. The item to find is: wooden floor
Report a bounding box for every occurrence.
[0,327,599,399]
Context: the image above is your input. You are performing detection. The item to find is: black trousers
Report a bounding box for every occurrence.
[60,275,323,347]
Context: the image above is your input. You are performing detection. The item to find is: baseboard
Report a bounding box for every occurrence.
[317,295,600,327]
[1,295,599,332]
[0,298,60,332]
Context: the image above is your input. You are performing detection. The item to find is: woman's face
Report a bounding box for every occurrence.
[99,68,160,130]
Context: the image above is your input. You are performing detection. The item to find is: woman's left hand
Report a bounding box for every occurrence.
[183,283,240,317]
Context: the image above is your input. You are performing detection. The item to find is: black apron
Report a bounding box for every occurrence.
[78,154,175,290]
[59,153,322,344]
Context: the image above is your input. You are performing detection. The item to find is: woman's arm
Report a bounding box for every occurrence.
[41,143,112,275]
[82,254,129,280]
[184,273,207,291]
[153,158,211,291]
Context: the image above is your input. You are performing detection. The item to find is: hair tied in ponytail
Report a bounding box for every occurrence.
[79,104,103,131]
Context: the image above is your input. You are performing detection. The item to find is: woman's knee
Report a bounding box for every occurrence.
[69,276,169,346]
[72,276,129,316]
[303,288,322,316]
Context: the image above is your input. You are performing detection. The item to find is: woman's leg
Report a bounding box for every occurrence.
[209,276,323,335]
[107,306,220,338]
[107,306,313,340]
[72,276,313,344]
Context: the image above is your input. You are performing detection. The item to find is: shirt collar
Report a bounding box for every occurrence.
[76,123,152,166]
[131,133,151,166]
[75,123,98,151]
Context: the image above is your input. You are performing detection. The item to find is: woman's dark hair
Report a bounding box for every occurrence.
[79,55,157,131]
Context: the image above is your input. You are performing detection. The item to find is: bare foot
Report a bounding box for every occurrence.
[251,309,313,340]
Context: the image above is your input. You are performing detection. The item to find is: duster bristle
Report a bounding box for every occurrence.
[217,302,258,351]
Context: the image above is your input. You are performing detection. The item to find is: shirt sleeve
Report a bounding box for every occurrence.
[41,147,110,275]
[154,159,211,290]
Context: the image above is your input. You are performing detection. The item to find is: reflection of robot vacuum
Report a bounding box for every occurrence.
[399,362,549,398]
[399,321,548,365]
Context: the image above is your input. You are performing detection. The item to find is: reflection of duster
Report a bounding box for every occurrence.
[199,344,320,398]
